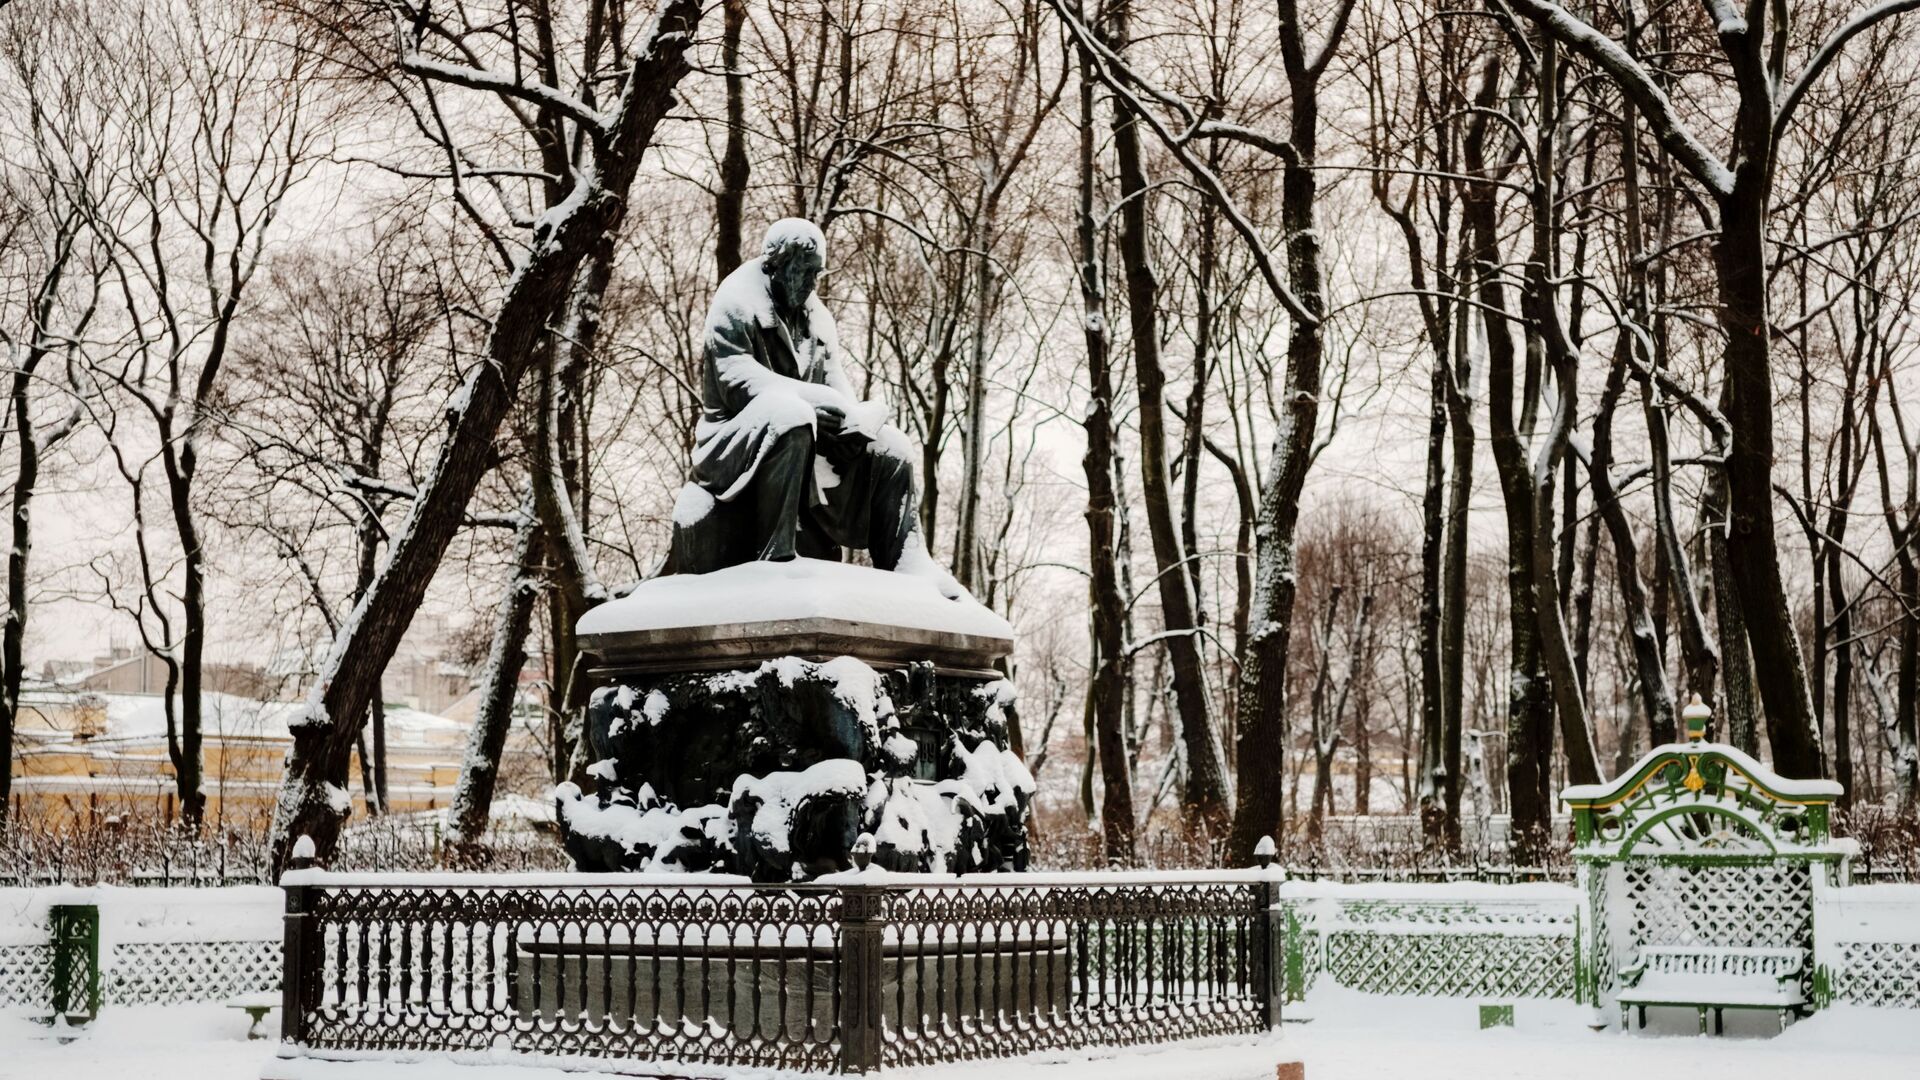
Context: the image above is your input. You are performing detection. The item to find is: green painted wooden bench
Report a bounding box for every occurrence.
[1616,945,1804,1034]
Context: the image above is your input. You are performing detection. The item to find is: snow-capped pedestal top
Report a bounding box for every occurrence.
[577,558,1014,673]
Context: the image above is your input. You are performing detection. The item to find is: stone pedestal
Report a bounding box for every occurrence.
[559,559,1031,880]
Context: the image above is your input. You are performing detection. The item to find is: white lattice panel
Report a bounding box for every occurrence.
[1622,864,1811,951]
[1281,890,1578,1001]
[1594,862,1814,1006]
[0,944,52,1009]
[105,940,281,1006]
[1831,941,1920,1007]
[1324,930,1572,998]
[1815,885,1920,1009]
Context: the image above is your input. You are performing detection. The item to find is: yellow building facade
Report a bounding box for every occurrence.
[9,684,548,828]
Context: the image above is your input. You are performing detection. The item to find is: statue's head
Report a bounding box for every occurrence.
[762,218,826,311]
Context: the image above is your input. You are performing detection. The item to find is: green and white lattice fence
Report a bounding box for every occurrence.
[1278,881,1582,1001]
[0,886,282,1019]
[1277,875,1920,1011]
[1814,883,1920,1008]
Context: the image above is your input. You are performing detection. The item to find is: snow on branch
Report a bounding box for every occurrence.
[1504,0,1735,197]
[338,470,527,530]
[397,50,609,137]
[1775,0,1920,142]
[1702,0,1749,36]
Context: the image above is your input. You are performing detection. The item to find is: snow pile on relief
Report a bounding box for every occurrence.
[732,759,868,855]
[553,781,731,874]
[954,734,1035,815]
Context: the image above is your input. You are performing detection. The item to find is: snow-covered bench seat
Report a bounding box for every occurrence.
[1616,945,1804,1034]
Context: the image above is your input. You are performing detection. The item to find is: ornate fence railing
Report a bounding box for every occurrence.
[277,868,1280,1074]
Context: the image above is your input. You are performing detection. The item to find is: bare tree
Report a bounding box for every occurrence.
[0,3,102,825]
[1504,0,1920,779]
[48,0,319,827]
[270,0,702,870]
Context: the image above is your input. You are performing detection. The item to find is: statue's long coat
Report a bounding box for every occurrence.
[690,256,856,503]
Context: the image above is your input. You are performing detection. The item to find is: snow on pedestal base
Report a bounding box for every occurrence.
[562,559,1029,882]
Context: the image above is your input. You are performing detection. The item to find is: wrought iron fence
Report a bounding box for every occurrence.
[279,869,1279,1073]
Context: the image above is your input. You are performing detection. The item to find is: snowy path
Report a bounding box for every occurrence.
[3,992,1915,1080]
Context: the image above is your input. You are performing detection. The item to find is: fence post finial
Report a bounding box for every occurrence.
[289,834,317,870]
[1681,694,1712,742]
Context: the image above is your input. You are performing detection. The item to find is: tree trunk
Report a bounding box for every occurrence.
[0,217,85,830]
[448,518,543,854]
[1705,471,1762,753]
[165,462,207,827]
[533,235,614,787]
[1108,1,1230,833]
[1715,187,1824,778]
[953,206,996,591]
[1588,347,1676,747]
[0,345,59,828]
[715,0,749,279]
[1459,63,1553,861]
[1828,546,1854,812]
[1417,333,1448,843]
[1520,40,1600,788]
[371,700,387,813]
[1897,557,1919,812]
[1074,26,1136,864]
[1224,0,1337,864]
[1440,287,1473,852]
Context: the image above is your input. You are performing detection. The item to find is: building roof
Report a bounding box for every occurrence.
[13,688,466,751]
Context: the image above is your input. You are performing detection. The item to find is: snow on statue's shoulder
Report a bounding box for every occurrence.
[576,557,1013,670]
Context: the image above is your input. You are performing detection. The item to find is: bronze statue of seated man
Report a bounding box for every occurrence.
[670,219,961,599]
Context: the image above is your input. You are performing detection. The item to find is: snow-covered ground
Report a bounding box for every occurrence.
[4,989,1916,1080]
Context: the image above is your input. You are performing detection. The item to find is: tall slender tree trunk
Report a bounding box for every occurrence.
[715,0,749,279]
[1705,471,1761,753]
[534,236,614,787]
[0,341,71,827]
[1588,346,1676,745]
[1224,0,1340,863]
[1073,21,1136,862]
[1896,557,1919,812]
[1828,547,1854,811]
[1520,41,1600,787]
[448,516,543,854]
[1417,334,1448,844]
[1440,285,1473,851]
[1459,63,1553,860]
[1716,185,1824,778]
[165,465,207,826]
[1108,0,1230,832]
